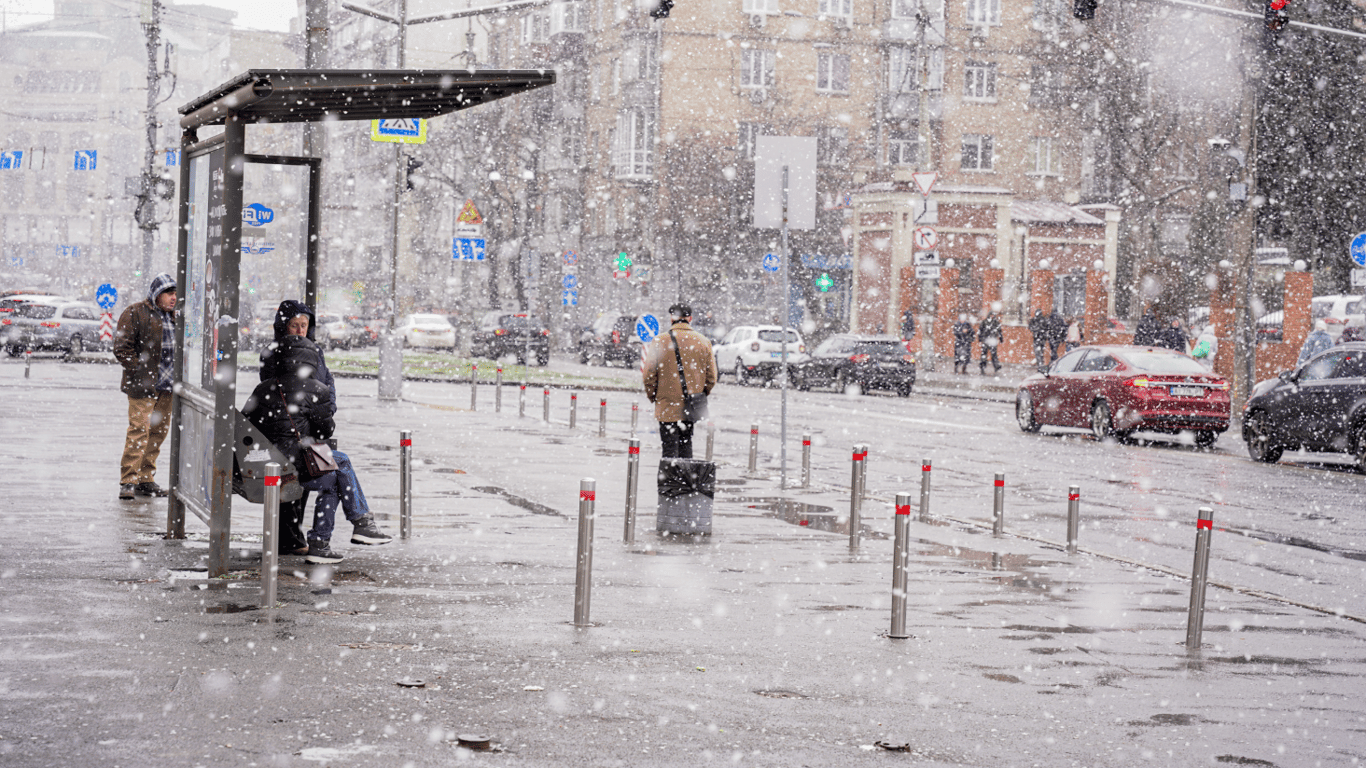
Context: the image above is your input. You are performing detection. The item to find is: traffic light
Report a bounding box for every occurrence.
[404,157,424,190]
[649,0,674,18]
[1072,0,1096,20]
[1264,0,1288,30]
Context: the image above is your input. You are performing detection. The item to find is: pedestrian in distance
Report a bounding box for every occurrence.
[244,335,389,564]
[1299,320,1334,365]
[1158,319,1189,353]
[900,307,916,343]
[1045,309,1067,363]
[260,300,390,556]
[1133,308,1161,346]
[1191,325,1218,370]
[113,272,177,500]
[1065,315,1083,352]
[953,314,975,374]
[642,304,718,458]
[1028,310,1049,373]
[978,308,1003,375]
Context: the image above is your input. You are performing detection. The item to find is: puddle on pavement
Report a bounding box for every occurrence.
[739,497,889,540]
[754,689,809,699]
[204,602,258,614]
[470,487,563,517]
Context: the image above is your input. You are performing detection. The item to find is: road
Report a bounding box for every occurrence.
[558,354,1365,624]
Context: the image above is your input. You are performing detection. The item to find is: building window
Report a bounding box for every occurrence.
[1032,0,1066,34]
[816,53,850,94]
[1174,143,1196,180]
[1028,137,1058,176]
[550,1,587,33]
[740,49,776,89]
[965,0,1000,25]
[818,0,851,19]
[614,108,654,180]
[960,133,993,170]
[888,133,919,166]
[520,11,549,42]
[963,61,996,101]
[738,122,769,160]
[891,0,916,18]
[743,0,780,13]
[887,45,917,94]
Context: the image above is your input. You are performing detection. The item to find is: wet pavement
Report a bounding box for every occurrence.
[2,359,1365,766]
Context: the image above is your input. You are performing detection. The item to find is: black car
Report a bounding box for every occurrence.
[578,313,641,367]
[793,334,917,396]
[1243,342,1366,470]
[472,311,550,365]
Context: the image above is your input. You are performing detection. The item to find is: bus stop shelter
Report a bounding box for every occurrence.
[166,69,555,577]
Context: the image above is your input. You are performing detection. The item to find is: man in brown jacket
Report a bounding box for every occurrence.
[113,272,177,499]
[642,304,718,458]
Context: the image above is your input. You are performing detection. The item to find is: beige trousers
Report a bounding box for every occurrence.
[121,391,172,485]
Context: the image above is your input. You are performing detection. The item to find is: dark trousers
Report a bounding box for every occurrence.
[979,342,1001,372]
[660,421,696,459]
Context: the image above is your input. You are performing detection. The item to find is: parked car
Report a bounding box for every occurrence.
[1242,342,1366,470]
[398,313,457,350]
[1015,345,1230,446]
[714,325,808,384]
[472,312,550,365]
[315,313,352,350]
[1256,294,1365,343]
[1,294,69,344]
[791,334,916,396]
[3,299,106,357]
[578,313,641,367]
[240,305,281,351]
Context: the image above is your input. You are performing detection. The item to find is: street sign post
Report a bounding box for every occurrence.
[636,314,660,343]
[453,237,486,261]
[370,118,428,144]
[912,226,938,251]
[912,171,938,197]
[96,283,118,311]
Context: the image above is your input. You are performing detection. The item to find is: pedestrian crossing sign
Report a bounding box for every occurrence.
[370,118,428,144]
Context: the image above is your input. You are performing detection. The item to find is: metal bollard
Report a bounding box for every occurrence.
[495,367,503,413]
[543,387,551,423]
[631,402,639,435]
[598,398,607,438]
[399,431,413,539]
[570,392,579,429]
[573,479,597,627]
[1066,485,1080,555]
[705,420,715,462]
[849,445,867,548]
[260,461,281,610]
[470,363,478,411]
[918,459,932,523]
[1185,507,1215,650]
[747,423,758,472]
[24,350,31,379]
[890,492,912,639]
[623,438,640,543]
[519,384,527,418]
[992,472,1005,536]
[800,433,811,488]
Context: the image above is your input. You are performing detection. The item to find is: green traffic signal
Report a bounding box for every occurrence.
[615,252,633,271]
[815,273,834,292]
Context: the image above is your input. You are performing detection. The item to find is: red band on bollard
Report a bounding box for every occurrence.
[854,451,867,461]
[799,519,809,526]
[803,439,810,446]
[921,464,931,472]
[1197,519,1213,530]
[1068,493,1079,501]
[400,439,412,447]
[628,446,639,455]
[751,427,758,434]
[895,504,911,516]
[497,367,503,373]
[572,394,577,400]
[994,479,1004,487]
[580,490,596,501]
[521,385,526,390]
[263,475,279,487]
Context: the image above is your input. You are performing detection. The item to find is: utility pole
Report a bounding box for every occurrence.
[302,0,329,164]
[136,0,165,278]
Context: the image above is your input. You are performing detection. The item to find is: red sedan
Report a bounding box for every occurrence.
[1015,345,1230,447]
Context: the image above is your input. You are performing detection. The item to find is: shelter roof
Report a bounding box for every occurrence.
[1010,200,1106,226]
[178,68,555,130]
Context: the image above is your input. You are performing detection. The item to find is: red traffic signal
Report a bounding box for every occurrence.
[1265,0,1288,30]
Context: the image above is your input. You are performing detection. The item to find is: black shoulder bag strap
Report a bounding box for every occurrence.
[669,330,690,397]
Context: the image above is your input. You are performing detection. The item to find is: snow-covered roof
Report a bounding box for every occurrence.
[1010,200,1106,226]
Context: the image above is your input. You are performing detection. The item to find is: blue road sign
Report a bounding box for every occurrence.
[453,237,487,261]
[96,283,117,311]
[562,289,578,306]
[73,150,96,171]
[562,274,578,290]
[1351,233,1366,267]
[562,250,579,266]
[0,150,22,170]
[762,253,781,273]
[637,314,661,343]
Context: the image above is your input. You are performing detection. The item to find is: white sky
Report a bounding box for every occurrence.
[2,0,298,32]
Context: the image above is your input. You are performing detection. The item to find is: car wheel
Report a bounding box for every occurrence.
[1016,390,1040,433]
[1354,423,1366,474]
[1091,400,1116,440]
[66,335,83,358]
[5,344,21,358]
[734,360,748,386]
[794,369,810,392]
[1244,410,1283,463]
[1194,430,1218,449]
[838,370,858,395]
[897,381,913,397]
[536,351,549,366]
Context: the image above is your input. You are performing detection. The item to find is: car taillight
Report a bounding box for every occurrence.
[799,344,805,353]
[494,328,506,335]
[1210,381,1230,390]
[751,342,760,352]
[1125,376,1153,388]
[40,322,60,328]
[1,319,9,325]
[849,354,870,364]
[541,329,549,336]
[612,330,621,343]
[902,354,916,364]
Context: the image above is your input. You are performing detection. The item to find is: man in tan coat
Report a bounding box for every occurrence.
[642,304,718,458]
